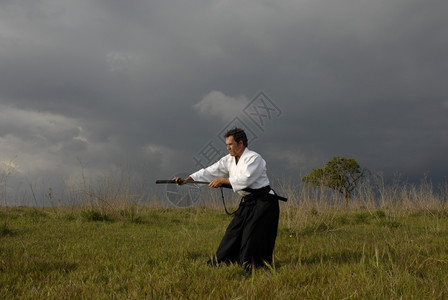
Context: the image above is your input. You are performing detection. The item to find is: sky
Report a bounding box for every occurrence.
[1,0,447,205]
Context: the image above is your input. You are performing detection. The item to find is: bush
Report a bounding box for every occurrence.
[375,210,386,218]
[0,222,13,236]
[353,212,370,224]
[81,210,113,222]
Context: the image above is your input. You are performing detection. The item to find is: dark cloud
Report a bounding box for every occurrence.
[1,0,447,204]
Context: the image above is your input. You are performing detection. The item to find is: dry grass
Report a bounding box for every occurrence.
[1,171,447,299]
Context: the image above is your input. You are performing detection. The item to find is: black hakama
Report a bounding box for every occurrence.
[209,192,280,270]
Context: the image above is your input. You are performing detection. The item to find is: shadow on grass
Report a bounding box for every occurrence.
[1,257,78,283]
[0,223,15,237]
[276,249,363,268]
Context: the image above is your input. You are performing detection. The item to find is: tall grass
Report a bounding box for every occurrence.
[1,172,447,298]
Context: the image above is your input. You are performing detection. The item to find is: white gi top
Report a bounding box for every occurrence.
[190,148,271,196]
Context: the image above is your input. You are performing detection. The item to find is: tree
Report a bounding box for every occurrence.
[302,156,368,207]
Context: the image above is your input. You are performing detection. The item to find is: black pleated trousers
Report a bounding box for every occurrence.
[212,193,280,269]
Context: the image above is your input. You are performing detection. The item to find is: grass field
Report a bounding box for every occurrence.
[1,192,448,299]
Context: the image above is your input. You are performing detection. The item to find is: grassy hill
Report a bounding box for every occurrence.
[1,201,447,299]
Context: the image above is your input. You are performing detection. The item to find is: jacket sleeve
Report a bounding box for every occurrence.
[190,157,229,182]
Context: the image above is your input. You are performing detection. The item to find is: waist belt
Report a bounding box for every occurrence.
[242,185,288,202]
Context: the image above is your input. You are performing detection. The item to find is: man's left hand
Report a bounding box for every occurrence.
[209,178,230,188]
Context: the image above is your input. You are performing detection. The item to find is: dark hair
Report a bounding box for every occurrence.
[224,128,248,147]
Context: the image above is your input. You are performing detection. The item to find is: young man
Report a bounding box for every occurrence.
[173,128,280,271]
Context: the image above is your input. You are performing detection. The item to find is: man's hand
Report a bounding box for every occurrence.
[209,178,230,188]
[172,177,184,185]
[172,176,193,185]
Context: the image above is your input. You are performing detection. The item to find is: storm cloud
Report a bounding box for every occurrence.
[1,0,447,205]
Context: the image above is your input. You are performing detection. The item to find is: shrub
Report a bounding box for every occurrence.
[0,222,13,236]
[81,210,113,222]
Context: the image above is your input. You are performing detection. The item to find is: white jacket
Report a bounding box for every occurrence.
[190,148,270,196]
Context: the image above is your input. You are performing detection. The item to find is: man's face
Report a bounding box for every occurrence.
[225,136,245,157]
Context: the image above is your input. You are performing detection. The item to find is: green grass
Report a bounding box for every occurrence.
[1,205,448,299]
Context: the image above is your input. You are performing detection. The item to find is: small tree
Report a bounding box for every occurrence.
[302,156,368,207]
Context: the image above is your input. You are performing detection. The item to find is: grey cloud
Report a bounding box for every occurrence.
[1,0,447,205]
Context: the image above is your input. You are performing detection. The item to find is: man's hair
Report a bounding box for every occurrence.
[224,128,248,147]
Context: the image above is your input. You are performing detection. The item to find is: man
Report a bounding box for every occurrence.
[173,128,280,271]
